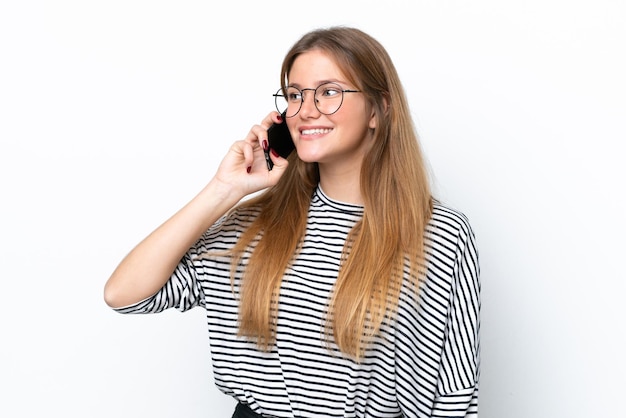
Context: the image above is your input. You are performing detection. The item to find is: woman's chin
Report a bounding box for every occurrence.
[294,150,323,164]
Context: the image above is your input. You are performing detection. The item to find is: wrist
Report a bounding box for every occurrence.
[199,177,244,209]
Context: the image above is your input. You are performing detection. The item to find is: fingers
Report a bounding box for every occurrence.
[266,147,288,172]
[222,115,283,173]
[241,141,255,173]
[247,111,283,147]
[243,111,286,170]
[263,111,283,129]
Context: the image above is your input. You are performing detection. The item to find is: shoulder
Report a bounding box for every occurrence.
[430,200,473,234]
[425,200,478,273]
[215,202,262,231]
[428,200,476,245]
[195,202,262,252]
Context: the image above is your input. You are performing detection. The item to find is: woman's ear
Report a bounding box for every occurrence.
[368,112,377,130]
[368,96,389,129]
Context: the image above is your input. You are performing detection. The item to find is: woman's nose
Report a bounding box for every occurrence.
[299,89,320,117]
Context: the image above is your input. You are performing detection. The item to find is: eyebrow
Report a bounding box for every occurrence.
[288,79,348,88]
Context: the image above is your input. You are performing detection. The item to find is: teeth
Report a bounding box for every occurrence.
[301,128,332,135]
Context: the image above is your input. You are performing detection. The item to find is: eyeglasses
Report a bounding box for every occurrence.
[273,82,361,118]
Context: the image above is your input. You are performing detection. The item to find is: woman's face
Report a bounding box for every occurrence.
[286,49,376,171]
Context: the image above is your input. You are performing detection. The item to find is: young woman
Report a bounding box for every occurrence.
[104,26,480,418]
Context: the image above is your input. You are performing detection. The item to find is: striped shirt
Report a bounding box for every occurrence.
[115,186,480,418]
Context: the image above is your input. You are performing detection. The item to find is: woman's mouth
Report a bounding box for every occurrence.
[301,128,333,136]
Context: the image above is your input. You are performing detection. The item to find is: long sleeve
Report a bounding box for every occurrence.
[111,216,235,315]
[431,216,480,416]
[396,204,480,418]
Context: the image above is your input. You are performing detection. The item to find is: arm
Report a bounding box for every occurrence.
[395,206,480,418]
[103,112,287,309]
[431,214,480,417]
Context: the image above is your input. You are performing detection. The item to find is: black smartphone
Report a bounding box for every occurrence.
[265,112,295,170]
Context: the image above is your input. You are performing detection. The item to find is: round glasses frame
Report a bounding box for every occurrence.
[273,82,361,118]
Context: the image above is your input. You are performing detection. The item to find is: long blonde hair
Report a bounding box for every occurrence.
[231,27,432,360]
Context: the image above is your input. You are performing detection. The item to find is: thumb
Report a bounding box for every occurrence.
[267,148,290,177]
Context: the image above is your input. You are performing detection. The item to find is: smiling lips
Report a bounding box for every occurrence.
[301,128,333,136]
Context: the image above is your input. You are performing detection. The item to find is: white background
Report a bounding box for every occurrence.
[1,1,624,417]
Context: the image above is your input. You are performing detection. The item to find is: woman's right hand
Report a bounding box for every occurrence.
[211,111,289,200]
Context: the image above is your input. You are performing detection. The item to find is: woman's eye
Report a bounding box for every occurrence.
[321,88,340,97]
[287,92,302,101]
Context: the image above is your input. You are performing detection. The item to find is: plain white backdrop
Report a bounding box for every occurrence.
[1,1,624,417]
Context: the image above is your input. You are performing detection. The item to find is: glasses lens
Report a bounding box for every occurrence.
[275,87,302,118]
[315,83,344,115]
[274,83,347,117]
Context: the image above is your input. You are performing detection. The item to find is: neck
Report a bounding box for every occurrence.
[318,164,363,205]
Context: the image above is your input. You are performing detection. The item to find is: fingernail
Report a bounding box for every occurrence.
[246,166,251,173]
[270,149,279,158]
[276,114,282,122]
[262,140,268,151]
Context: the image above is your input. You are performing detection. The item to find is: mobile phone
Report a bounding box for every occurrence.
[265,112,295,170]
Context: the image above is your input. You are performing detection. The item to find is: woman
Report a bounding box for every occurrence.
[105,26,480,418]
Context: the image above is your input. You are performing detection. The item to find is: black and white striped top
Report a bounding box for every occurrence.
[115,186,480,418]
